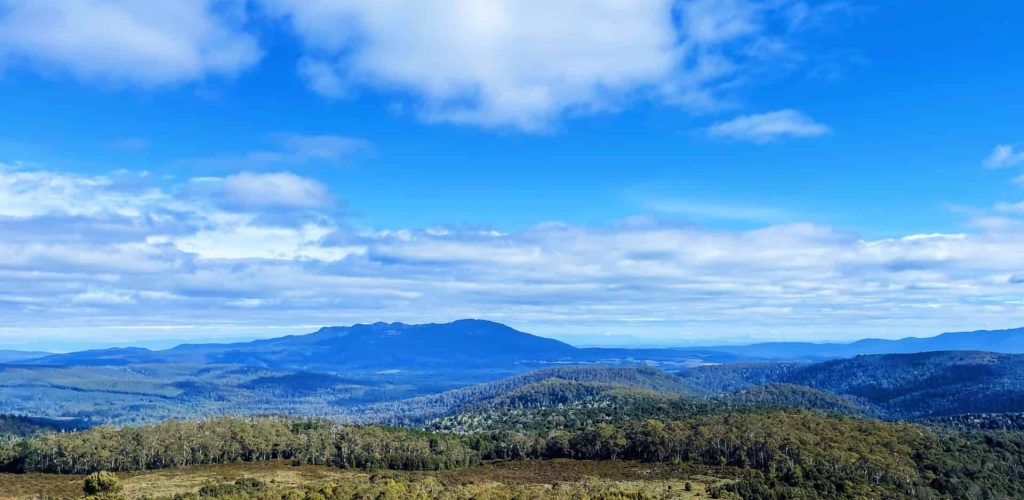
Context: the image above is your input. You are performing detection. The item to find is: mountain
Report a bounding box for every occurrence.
[31,321,1024,374]
[703,327,1024,360]
[24,319,744,373]
[15,320,1024,424]
[29,320,580,372]
[682,351,1024,418]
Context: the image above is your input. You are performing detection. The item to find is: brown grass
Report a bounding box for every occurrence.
[436,458,736,485]
[0,459,734,499]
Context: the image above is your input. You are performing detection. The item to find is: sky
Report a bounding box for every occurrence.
[1,1,1024,351]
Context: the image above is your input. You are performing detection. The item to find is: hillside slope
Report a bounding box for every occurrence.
[681,351,1024,417]
[349,365,696,424]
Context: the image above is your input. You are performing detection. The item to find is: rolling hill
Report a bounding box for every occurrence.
[681,350,1024,417]
[348,365,696,425]
[9,320,1024,424]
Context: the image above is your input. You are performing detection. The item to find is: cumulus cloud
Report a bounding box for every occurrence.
[6,164,1024,344]
[262,0,821,131]
[0,1,850,131]
[0,166,175,218]
[0,0,261,87]
[708,109,830,142]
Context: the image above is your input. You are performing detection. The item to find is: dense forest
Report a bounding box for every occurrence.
[0,417,478,474]
[6,362,1024,497]
[4,408,1024,498]
[348,365,696,425]
[680,351,1024,418]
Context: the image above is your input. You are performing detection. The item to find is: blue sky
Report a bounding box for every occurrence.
[1,1,1023,350]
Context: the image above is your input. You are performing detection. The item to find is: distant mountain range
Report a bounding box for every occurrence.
[4,320,1024,424]
[23,319,737,372]
[697,327,1024,360]
[0,350,51,363]
[26,320,577,370]
[17,321,1024,370]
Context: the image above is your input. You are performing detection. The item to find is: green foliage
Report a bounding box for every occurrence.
[354,365,696,426]
[0,417,477,474]
[195,478,268,498]
[714,383,877,417]
[164,474,712,500]
[681,351,1024,419]
[922,412,1024,432]
[0,414,86,437]
[83,470,123,496]
[4,410,1024,498]
[5,360,1024,498]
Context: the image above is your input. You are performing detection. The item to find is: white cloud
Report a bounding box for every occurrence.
[262,0,808,131]
[174,221,360,260]
[0,0,260,87]
[707,109,830,142]
[0,1,847,131]
[678,0,761,44]
[10,164,1024,344]
[220,171,334,209]
[297,57,348,98]
[986,144,1024,169]
[0,165,175,218]
[995,202,1024,214]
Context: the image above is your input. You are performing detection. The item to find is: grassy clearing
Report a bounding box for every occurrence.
[0,459,731,499]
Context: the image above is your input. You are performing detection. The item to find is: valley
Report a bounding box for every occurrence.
[5,320,1024,498]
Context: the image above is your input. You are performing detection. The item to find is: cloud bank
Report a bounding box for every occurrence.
[4,163,1024,346]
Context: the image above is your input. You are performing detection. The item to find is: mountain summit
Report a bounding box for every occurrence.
[31,319,579,371]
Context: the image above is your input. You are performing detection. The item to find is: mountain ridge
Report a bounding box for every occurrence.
[681,350,1024,418]
[26,319,581,371]
[700,327,1024,360]
[15,322,1024,371]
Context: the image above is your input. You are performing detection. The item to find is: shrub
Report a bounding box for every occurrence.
[84,471,123,496]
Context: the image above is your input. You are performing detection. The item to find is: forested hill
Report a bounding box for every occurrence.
[347,365,696,425]
[7,410,1024,499]
[681,350,1024,418]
